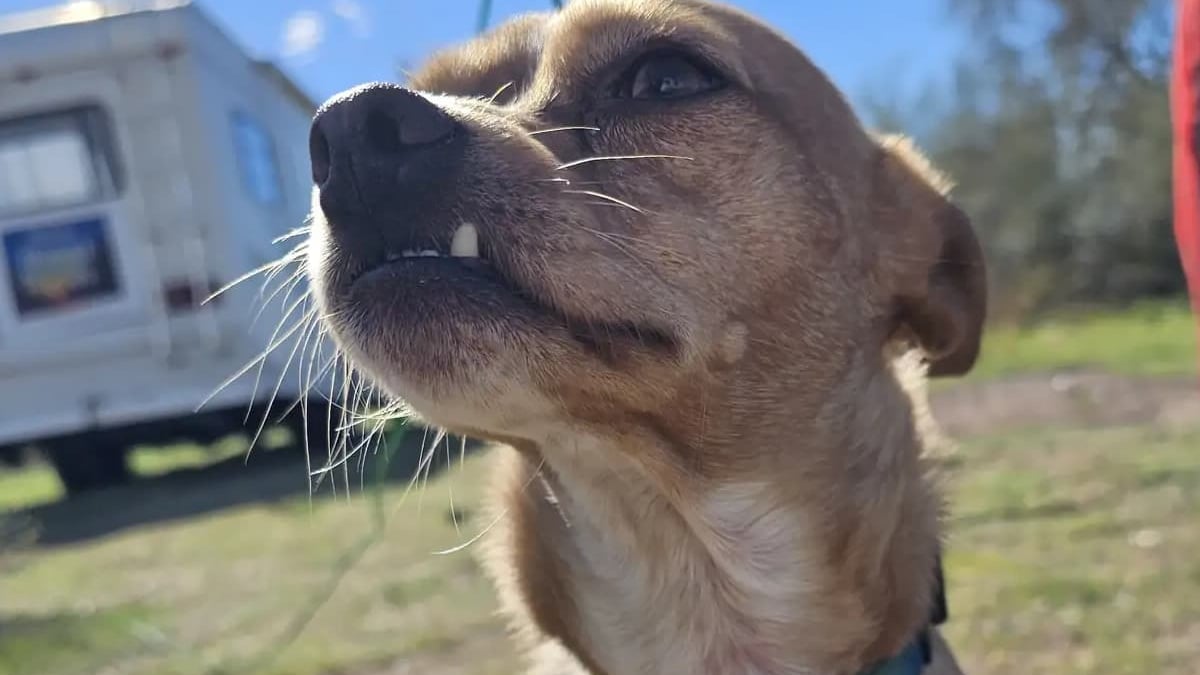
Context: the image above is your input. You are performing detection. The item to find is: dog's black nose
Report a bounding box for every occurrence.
[309,82,463,223]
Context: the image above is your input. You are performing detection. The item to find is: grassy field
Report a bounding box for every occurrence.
[941,423,1200,674]
[970,300,1198,379]
[1,443,518,675]
[1,301,1197,675]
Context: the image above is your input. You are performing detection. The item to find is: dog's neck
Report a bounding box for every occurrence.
[526,351,941,675]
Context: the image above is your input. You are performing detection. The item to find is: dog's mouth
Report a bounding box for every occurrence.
[306,82,682,388]
[339,220,675,365]
[348,222,493,287]
[369,222,486,267]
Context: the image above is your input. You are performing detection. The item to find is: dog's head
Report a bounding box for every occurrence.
[306,0,986,443]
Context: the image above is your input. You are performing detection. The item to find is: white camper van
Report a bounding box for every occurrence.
[0,1,332,494]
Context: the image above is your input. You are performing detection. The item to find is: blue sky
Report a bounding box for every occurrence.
[10,1,968,110]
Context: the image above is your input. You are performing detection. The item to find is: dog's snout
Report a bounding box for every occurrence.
[309,82,463,222]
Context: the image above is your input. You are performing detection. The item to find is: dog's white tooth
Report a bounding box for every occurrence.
[419,249,440,257]
[400,250,418,258]
[450,223,479,258]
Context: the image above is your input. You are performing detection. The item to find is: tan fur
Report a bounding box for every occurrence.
[307,1,987,673]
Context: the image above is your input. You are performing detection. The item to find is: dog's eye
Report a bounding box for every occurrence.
[620,51,722,101]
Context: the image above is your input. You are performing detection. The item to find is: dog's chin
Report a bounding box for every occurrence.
[317,253,679,435]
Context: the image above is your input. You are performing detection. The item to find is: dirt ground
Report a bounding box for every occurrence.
[930,370,1200,437]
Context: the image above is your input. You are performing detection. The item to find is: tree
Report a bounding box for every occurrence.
[868,0,1182,317]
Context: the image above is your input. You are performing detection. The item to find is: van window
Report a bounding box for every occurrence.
[230,111,283,206]
[0,106,121,217]
[3,216,120,317]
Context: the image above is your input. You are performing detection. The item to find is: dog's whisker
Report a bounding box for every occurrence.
[249,250,308,318]
[322,360,357,494]
[354,415,389,493]
[418,428,449,515]
[579,200,663,218]
[308,407,373,489]
[386,426,438,511]
[577,227,666,282]
[259,244,308,296]
[584,229,680,257]
[342,369,376,500]
[445,436,461,536]
[309,420,382,478]
[286,309,325,426]
[245,309,323,460]
[246,288,313,420]
[432,455,548,557]
[272,225,311,245]
[286,351,338,483]
[299,391,315,510]
[203,247,303,305]
[555,154,695,171]
[354,400,409,422]
[250,269,307,329]
[197,308,314,413]
[487,80,515,105]
[528,125,600,137]
[397,426,436,506]
[564,189,645,214]
[273,334,340,423]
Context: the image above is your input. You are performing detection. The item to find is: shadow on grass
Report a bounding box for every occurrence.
[5,430,483,548]
[0,605,159,675]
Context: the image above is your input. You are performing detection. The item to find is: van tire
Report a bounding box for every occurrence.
[0,445,25,468]
[45,438,131,497]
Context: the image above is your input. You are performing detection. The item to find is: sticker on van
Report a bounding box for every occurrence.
[2,217,119,317]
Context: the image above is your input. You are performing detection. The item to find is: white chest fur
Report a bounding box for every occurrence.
[542,435,820,675]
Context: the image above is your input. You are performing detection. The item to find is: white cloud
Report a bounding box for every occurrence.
[332,0,370,38]
[282,11,325,58]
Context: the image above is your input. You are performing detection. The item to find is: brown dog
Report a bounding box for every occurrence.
[304,0,986,673]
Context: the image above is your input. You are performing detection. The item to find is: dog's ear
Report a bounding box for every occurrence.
[870,134,987,377]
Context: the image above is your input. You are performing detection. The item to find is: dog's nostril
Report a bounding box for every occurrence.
[308,83,462,219]
[309,122,332,186]
[366,109,402,153]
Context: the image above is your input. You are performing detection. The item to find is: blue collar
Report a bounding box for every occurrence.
[859,632,929,675]
[863,555,947,675]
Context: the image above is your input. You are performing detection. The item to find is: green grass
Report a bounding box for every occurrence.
[0,468,60,512]
[0,431,291,511]
[0,448,518,675]
[0,605,160,675]
[971,300,1198,380]
[942,423,1200,674]
[2,303,1198,675]
[3,418,1197,675]
[127,430,287,478]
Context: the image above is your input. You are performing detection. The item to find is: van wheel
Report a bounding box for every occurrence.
[45,438,132,497]
[0,445,25,468]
